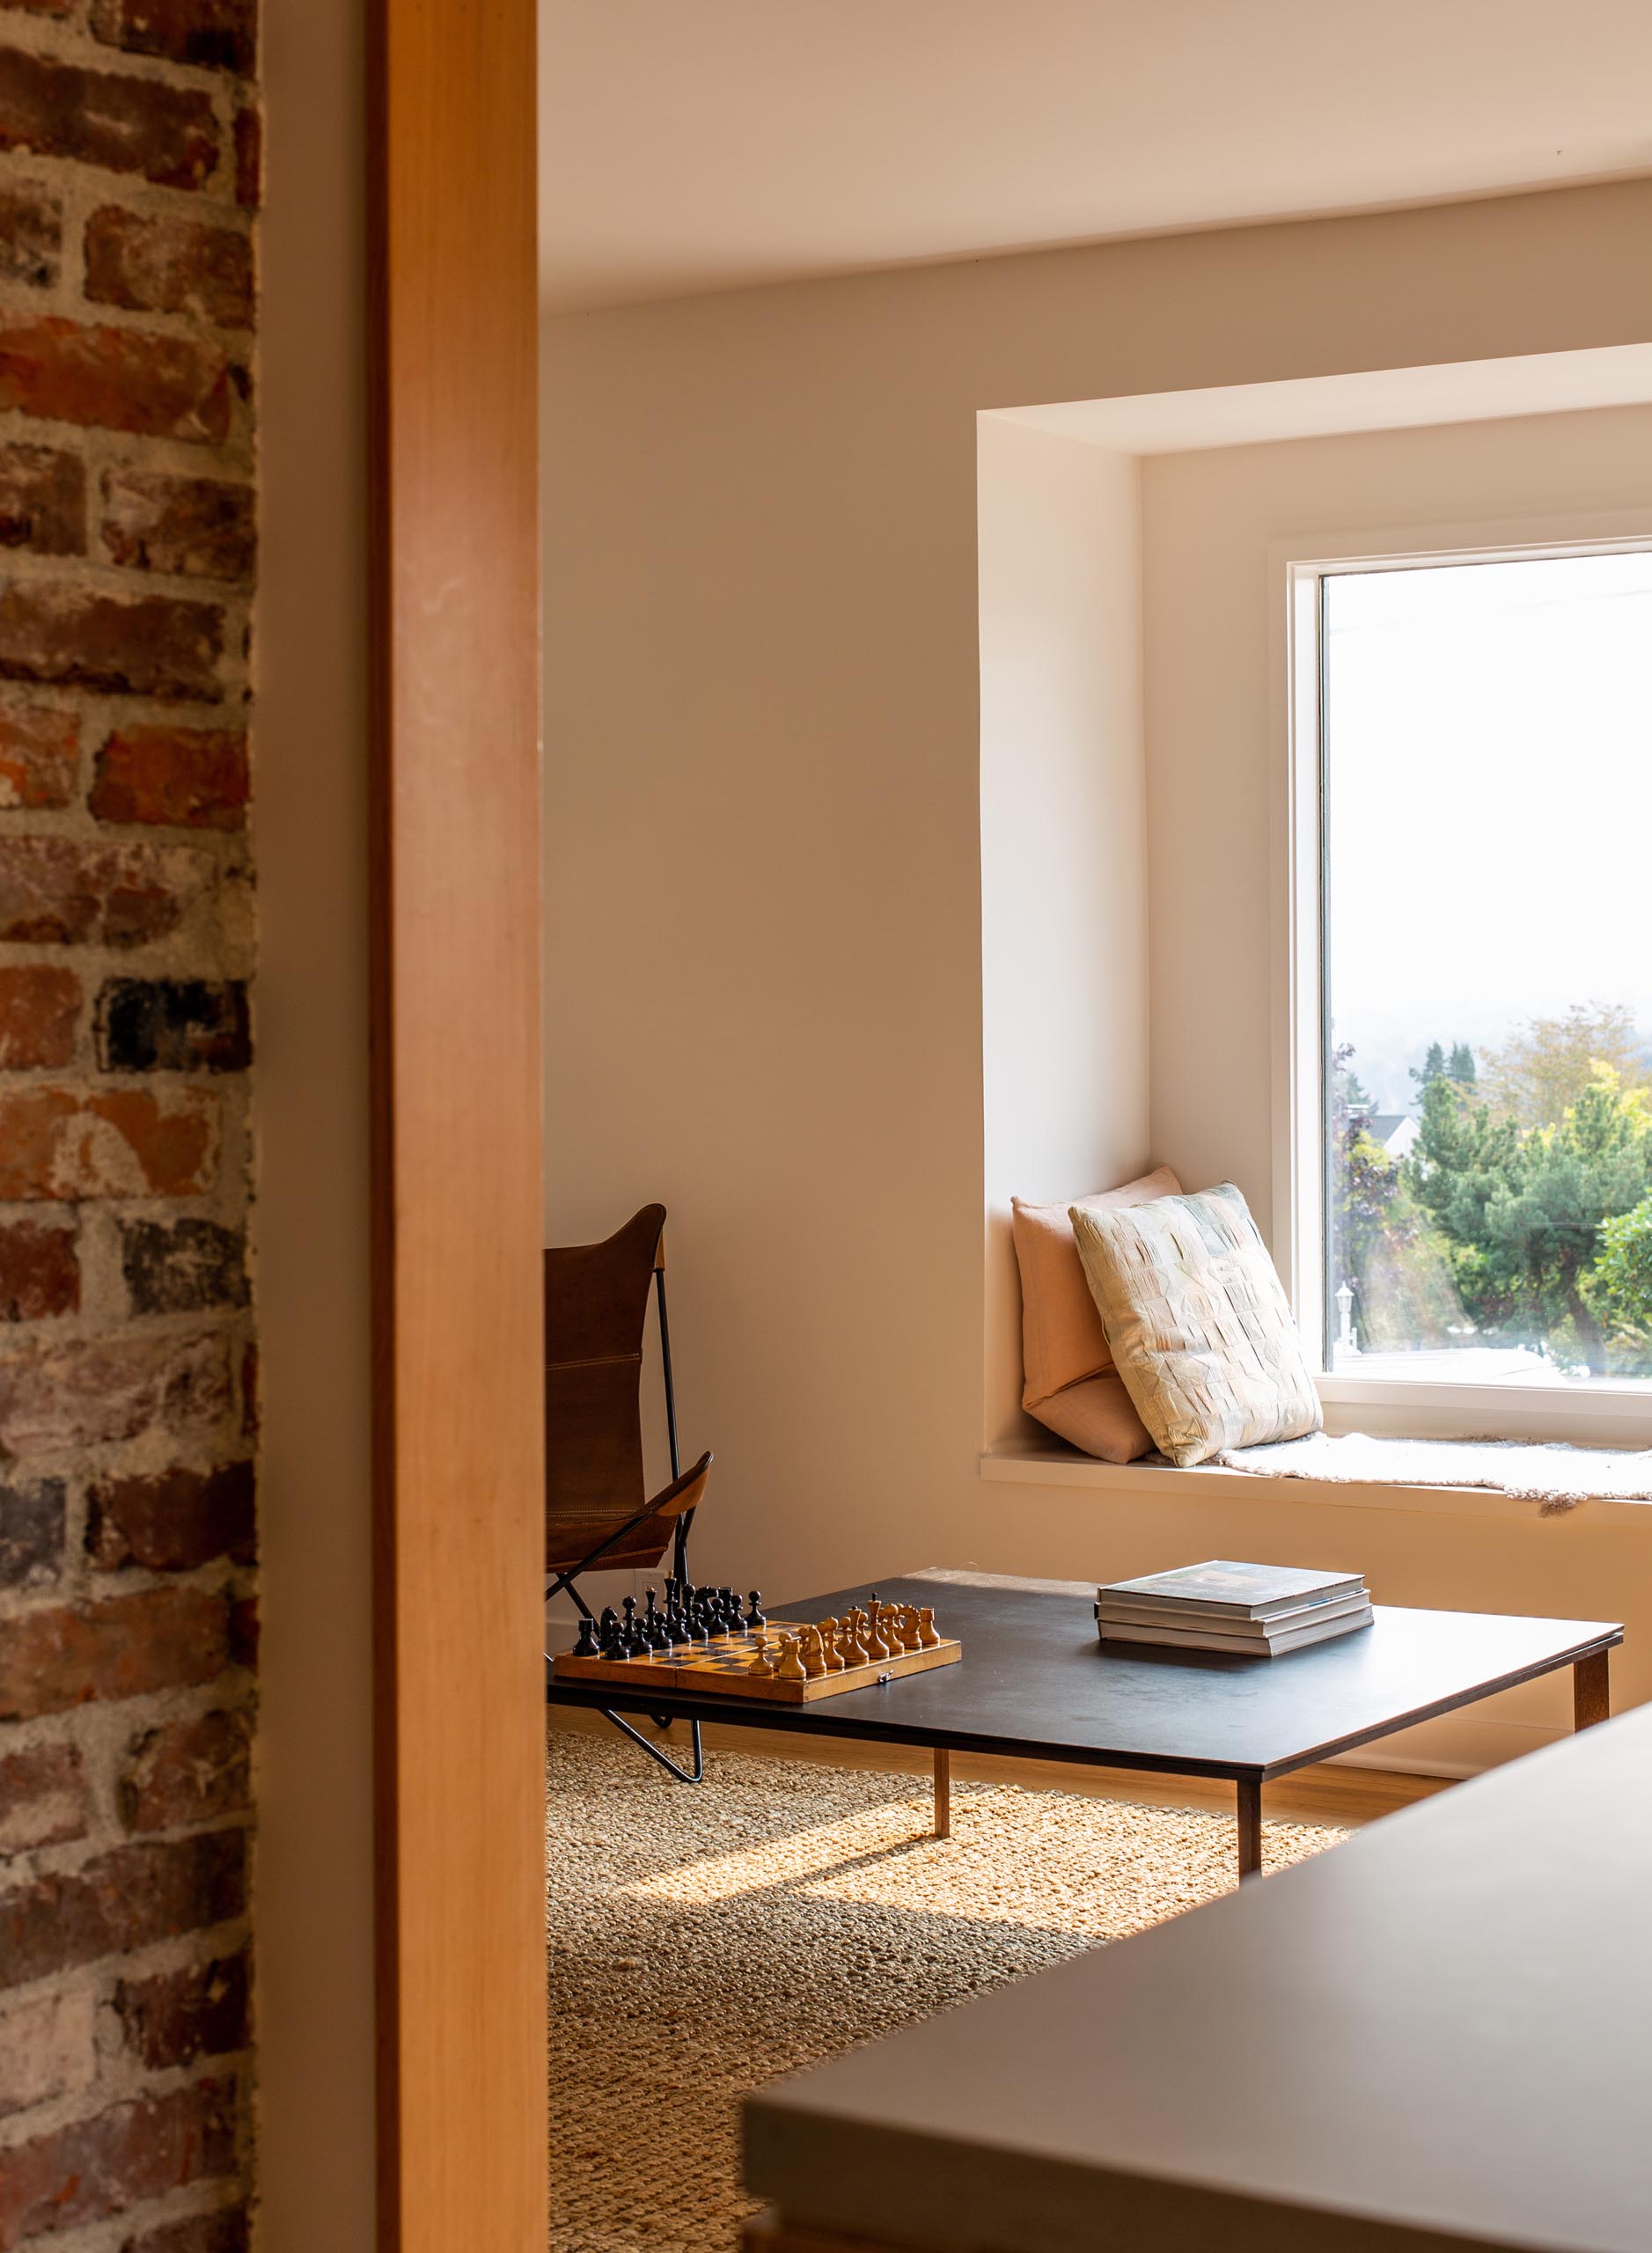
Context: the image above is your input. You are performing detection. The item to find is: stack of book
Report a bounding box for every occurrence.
[1095,1560,1373,1656]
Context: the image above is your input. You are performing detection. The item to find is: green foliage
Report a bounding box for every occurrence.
[1406,1067,1652,1373]
[1448,1043,1477,1087]
[1585,1194,1652,1342]
[1328,1045,1458,1351]
[1479,1003,1650,1129]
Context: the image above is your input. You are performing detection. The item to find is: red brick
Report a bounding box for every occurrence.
[0,700,75,811]
[0,836,209,947]
[85,206,253,333]
[0,1086,218,1202]
[125,2206,248,2253]
[95,980,250,1074]
[0,1992,94,2118]
[116,1951,247,2070]
[0,1742,85,1856]
[0,966,79,1068]
[92,0,255,74]
[89,1461,254,1573]
[0,1479,62,1589]
[0,1219,77,1318]
[0,582,224,702]
[231,107,258,209]
[0,317,231,444]
[122,1219,246,1317]
[0,443,83,558]
[0,1740,79,1853]
[99,473,254,584]
[0,1326,231,1456]
[92,727,247,830]
[119,1709,249,1834]
[0,183,60,293]
[0,182,60,292]
[0,2076,238,2244]
[0,49,218,193]
[0,1585,243,1724]
[0,1831,244,1989]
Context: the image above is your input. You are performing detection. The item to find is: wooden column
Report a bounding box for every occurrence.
[932,1747,951,1838]
[369,2,546,2249]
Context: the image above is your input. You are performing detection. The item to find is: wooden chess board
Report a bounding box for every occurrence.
[551,1621,962,1704]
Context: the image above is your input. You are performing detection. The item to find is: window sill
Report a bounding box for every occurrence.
[1316,1372,1652,1450]
[978,1441,1652,1523]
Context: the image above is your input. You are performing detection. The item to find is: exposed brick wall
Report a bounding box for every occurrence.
[0,1,255,2247]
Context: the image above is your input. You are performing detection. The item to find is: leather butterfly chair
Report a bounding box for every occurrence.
[543,1203,713,1783]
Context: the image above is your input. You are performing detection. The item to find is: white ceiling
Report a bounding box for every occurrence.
[990,346,1652,454]
[540,0,1652,312]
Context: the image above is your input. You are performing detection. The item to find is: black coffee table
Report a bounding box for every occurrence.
[543,1569,1622,1878]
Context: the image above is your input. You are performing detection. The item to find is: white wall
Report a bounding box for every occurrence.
[1143,400,1652,1239]
[979,421,1147,1450]
[543,180,1652,1768]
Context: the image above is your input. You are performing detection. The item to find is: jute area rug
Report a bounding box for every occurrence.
[546,1728,1347,2253]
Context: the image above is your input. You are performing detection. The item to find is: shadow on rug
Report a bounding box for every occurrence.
[547,1728,1346,2253]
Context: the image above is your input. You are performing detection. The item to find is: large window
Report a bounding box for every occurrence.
[1313,547,1652,1397]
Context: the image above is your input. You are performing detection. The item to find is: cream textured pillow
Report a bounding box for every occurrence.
[1010,1164,1180,1464]
[1069,1181,1322,1468]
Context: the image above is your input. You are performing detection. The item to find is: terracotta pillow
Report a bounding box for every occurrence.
[1070,1180,1323,1468]
[1028,1369,1158,1464]
[1011,1164,1181,1464]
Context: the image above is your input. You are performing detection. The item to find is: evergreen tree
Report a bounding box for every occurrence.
[1587,1194,1652,1346]
[1406,1068,1652,1373]
[1448,1042,1477,1087]
[1410,1041,1448,1091]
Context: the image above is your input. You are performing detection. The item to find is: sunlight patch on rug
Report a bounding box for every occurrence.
[547,1728,1346,2253]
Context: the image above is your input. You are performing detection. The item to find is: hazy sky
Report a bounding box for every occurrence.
[1325,549,1652,1112]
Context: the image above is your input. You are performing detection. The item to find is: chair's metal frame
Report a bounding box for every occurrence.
[544,1259,706,1784]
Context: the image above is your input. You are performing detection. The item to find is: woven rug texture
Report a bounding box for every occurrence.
[546,1728,1346,2252]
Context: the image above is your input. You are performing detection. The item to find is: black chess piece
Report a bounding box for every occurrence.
[642,1587,670,1650]
[720,1588,741,1631]
[620,1595,642,1656]
[598,1605,623,1658]
[745,1590,766,1631]
[571,1613,599,1659]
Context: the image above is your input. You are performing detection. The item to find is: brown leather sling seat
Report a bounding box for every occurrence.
[543,1201,710,1594]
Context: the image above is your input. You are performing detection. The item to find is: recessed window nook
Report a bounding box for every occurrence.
[979,345,1652,1490]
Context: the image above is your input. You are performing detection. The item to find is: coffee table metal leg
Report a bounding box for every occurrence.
[1237,1777,1262,1881]
[933,1747,951,1838]
[1574,1648,1611,1731]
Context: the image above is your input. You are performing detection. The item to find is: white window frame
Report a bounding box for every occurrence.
[1273,507,1652,1449]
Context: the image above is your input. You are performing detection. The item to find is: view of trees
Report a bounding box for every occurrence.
[1330,1004,1652,1377]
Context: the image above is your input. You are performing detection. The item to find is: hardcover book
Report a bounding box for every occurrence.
[1098,1605,1374,1657]
[1097,1559,1365,1620]
[1097,1590,1370,1638]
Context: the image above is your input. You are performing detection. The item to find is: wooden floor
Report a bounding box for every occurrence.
[545,1704,1450,1828]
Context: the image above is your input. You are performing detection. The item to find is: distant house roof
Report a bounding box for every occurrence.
[1369,1112,1420,1155]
